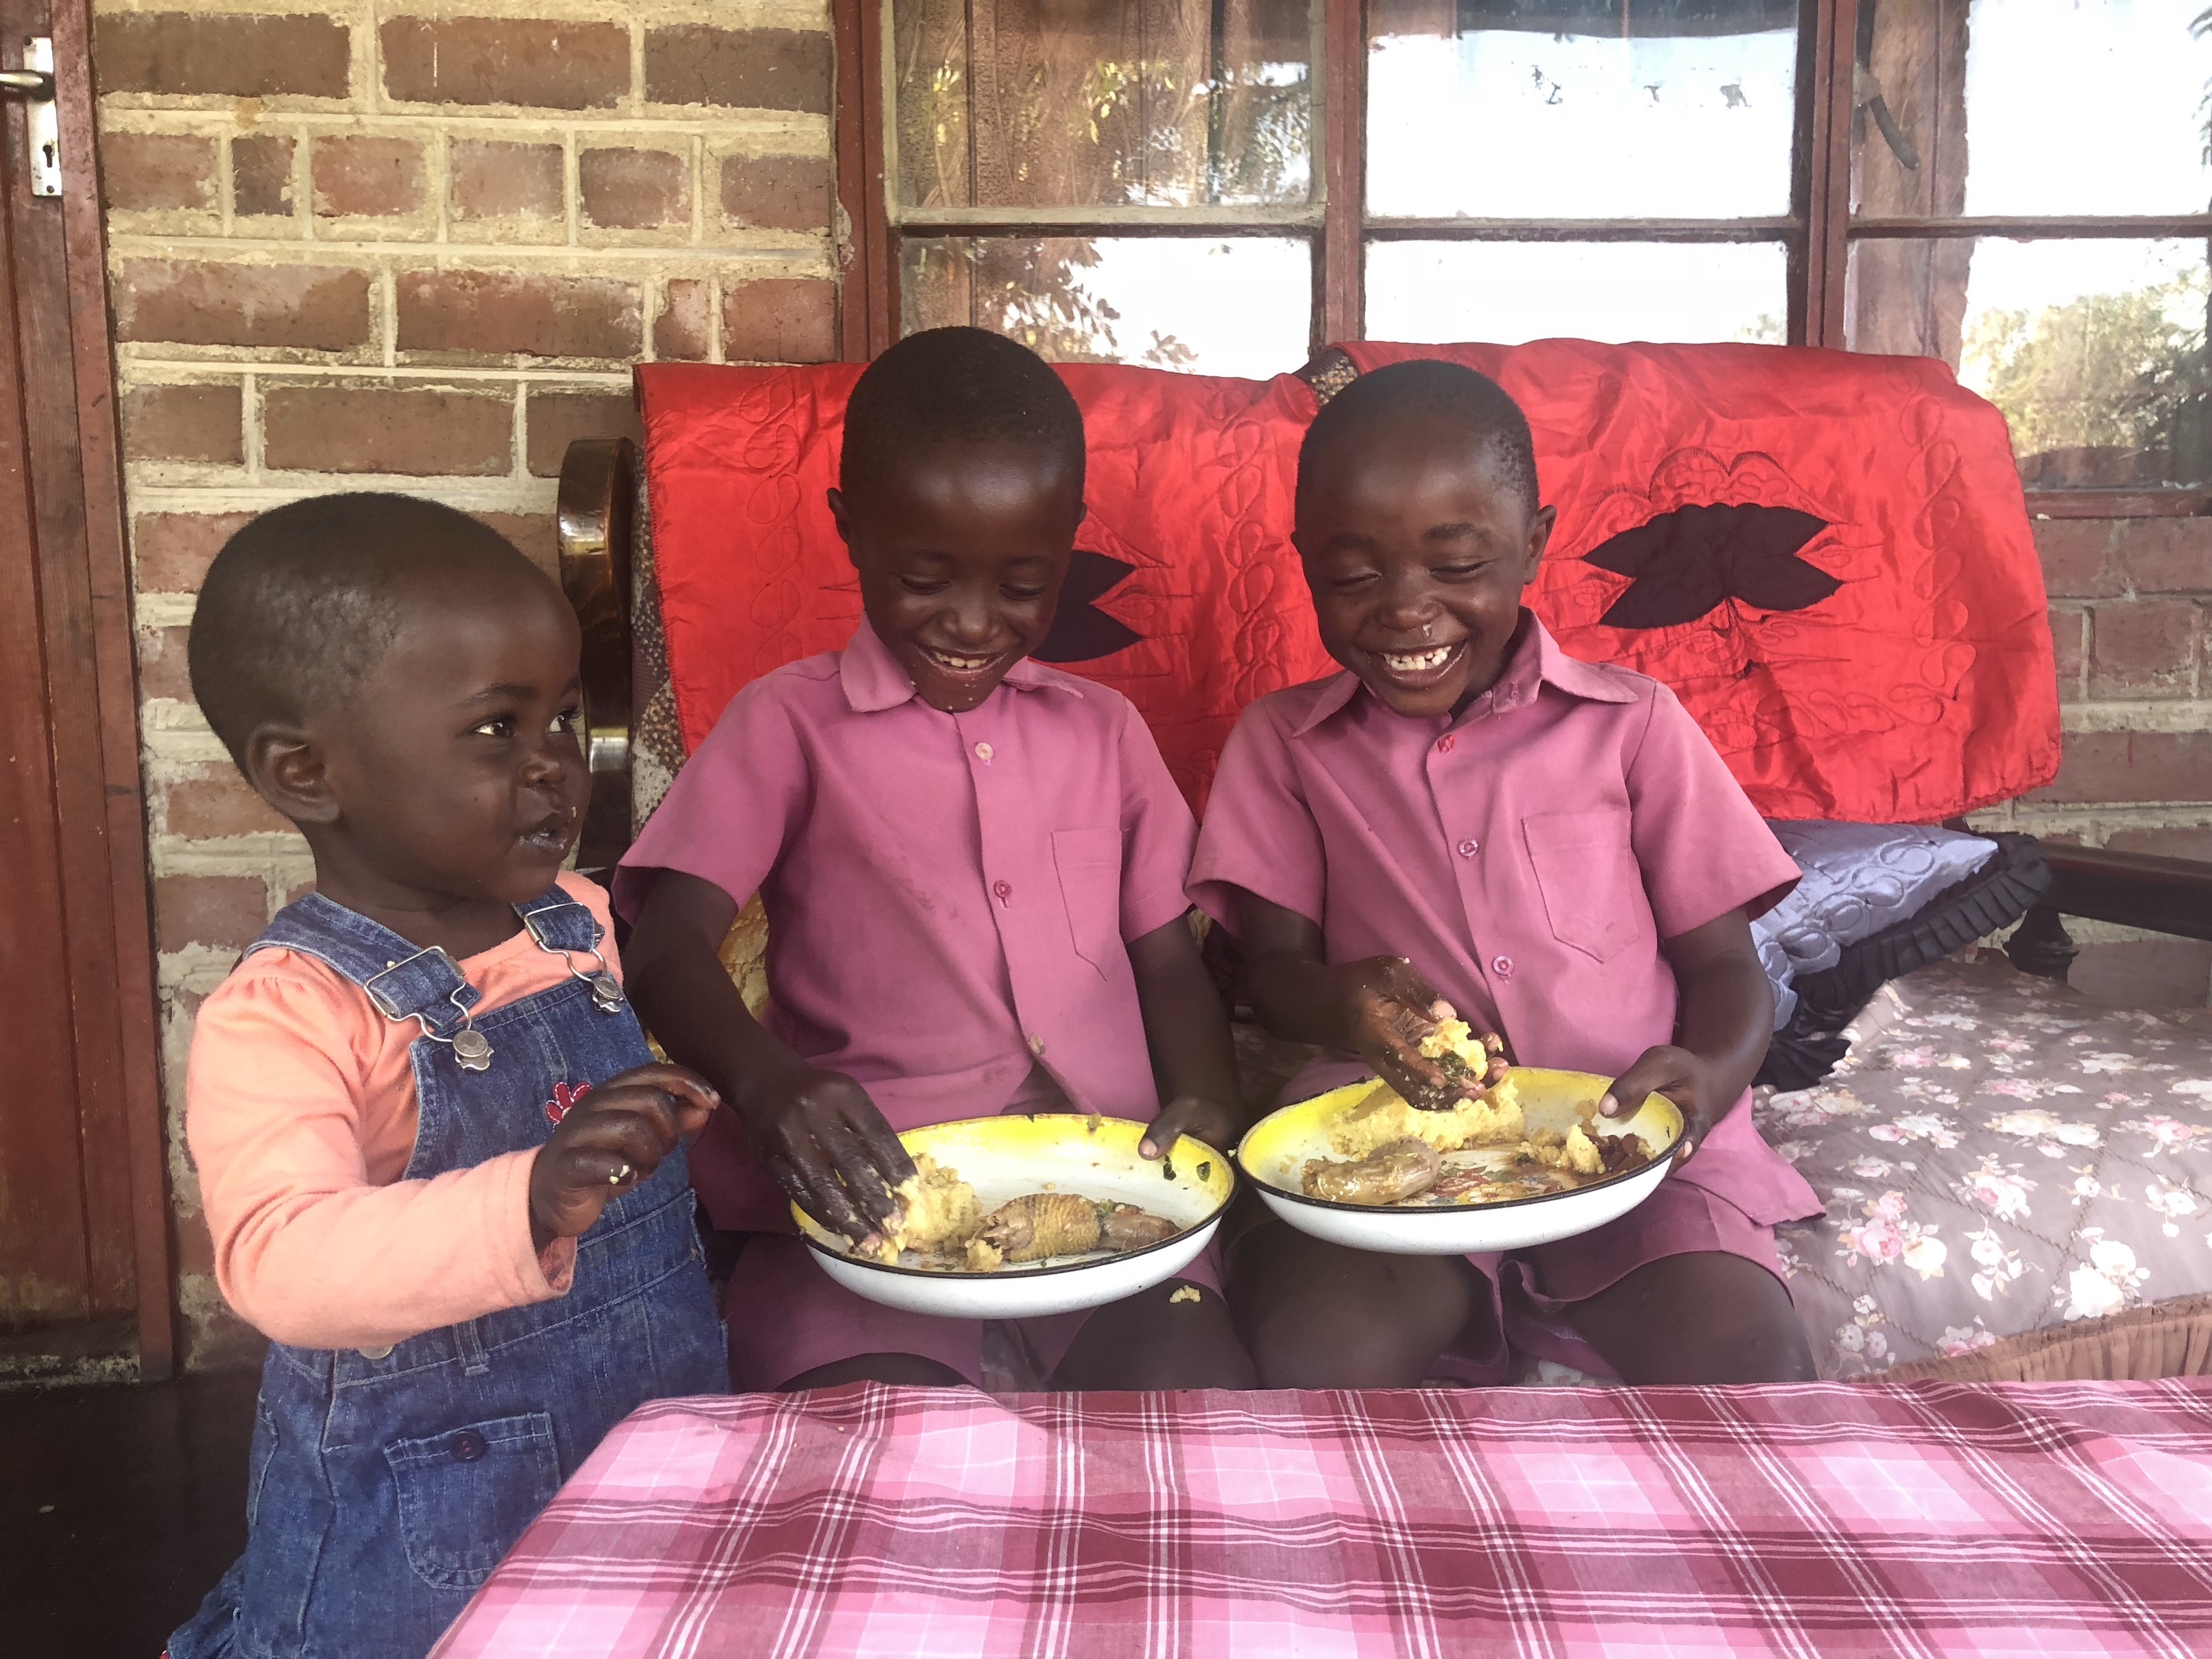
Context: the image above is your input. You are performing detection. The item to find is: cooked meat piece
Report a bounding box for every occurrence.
[973,1192,1103,1262]
[1594,1132,1653,1176]
[1099,1204,1179,1251]
[1302,1137,1443,1205]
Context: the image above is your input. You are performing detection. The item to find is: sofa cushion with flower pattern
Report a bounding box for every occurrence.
[1760,950,2212,1381]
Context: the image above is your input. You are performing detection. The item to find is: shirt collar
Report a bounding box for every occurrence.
[1288,611,1636,739]
[838,619,1079,715]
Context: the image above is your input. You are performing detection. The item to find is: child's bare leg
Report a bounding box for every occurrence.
[781,1353,972,1389]
[1050,1280,1256,1390]
[1230,1221,1486,1387]
[1566,1252,1815,1383]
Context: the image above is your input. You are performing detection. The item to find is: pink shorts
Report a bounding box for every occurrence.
[723,1233,1227,1391]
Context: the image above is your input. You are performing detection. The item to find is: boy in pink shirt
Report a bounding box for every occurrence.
[619,328,1253,1392]
[1190,361,1823,1387]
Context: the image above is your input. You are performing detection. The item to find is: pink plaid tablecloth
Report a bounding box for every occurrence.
[433,1381,2212,1659]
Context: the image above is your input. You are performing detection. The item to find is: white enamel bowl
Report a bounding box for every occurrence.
[1236,1069,1683,1256]
[794,1114,1235,1319]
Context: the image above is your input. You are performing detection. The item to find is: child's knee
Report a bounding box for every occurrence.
[1236,1244,1478,1387]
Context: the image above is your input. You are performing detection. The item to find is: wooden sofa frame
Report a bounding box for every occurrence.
[556,435,2212,990]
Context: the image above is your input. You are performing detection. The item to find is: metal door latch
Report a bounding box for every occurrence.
[1,38,59,197]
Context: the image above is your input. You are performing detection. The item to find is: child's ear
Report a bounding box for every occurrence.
[245,724,337,826]
[1519,505,1557,584]
[826,487,854,558]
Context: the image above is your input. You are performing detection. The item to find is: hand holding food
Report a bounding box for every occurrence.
[1598,1044,1711,1162]
[741,1064,916,1248]
[1140,1091,1242,1160]
[529,1063,721,1250]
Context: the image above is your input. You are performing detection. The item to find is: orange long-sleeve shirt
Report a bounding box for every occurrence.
[184,874,616,1350]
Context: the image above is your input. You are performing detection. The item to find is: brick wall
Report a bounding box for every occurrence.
[1970,518,2212,1009]
[95,0,839,1365]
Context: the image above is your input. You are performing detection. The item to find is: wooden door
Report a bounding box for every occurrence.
[0,0,172,1376]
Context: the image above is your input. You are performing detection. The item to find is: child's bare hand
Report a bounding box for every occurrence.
[742,1066,915,1248]
[1599,1045,1716,1164]
[529,1064,720,1249]
[1140,1093,1242,1160]
[1334,956,1465,1108]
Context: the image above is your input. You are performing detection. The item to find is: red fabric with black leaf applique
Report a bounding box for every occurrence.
[638,362,1336,813]
[638,342,2056,822]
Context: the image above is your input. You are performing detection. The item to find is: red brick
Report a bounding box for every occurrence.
[2104,824,2212,861]
[155,874,267,953]
[722,277,835,363]
[2034,519,2123,601]
[472,511,559,578]
[167,772,288,838]
[396,270,640,360]
[449,140,564,221]
[132,512,254,592]
[101,132,215,212]
[2069,938,2212,1009]
[525,388,642,477]
[262,383,514,475]
[653,278,710,361]
[115,259,372,350]
[96,12,352,99]
[2049,606,2084,703]
[644,27,830,113]
[120,383,243,464]
[2029,732,2212,803]
[2089,599,2199,697]
[230,134,296,217]
[136,624,193,701]
[2110,517,2212,597]
[581,147,689,229]
[381,17,628,110]
[719,154,829,232]
[311,136,424,218]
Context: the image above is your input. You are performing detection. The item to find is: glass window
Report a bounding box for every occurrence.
[1846,237,2212,488]
[1367,240,1789,344]
[892,0,1314,211]
[902,236,1314,376]
[1367,0,1800,220]
[1853,0,2212,219]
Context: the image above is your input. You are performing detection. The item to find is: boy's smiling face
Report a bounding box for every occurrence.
[1295,413,1555,720]
[830,439,1082,714]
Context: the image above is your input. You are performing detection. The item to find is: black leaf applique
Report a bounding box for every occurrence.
[1586,503,1840,630]
[1034,547,1144,663]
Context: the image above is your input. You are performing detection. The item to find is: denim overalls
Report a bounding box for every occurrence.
[170,887,726,1659]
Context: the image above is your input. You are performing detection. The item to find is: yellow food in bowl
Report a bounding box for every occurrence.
[1325,1075,1524,1160]
[871,1154,984,1265]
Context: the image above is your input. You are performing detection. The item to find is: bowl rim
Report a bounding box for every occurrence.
[795,1114,1234,1282]
[1234,1073,1683,1219]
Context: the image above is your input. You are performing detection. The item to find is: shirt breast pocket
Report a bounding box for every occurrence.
[1523,809,1645,964]
[1053,827,1126,978]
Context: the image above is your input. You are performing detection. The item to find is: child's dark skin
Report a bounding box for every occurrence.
[242,550,720,1257]
[1229,412,1815,1386]
[625,438,1253,1390]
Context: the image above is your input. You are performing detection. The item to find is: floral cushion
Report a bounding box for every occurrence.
[1760,950,2212,1378]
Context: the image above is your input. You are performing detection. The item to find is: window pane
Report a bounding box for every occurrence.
[1366,240,1788,344]
[1846,237,2211,488]
[902,237,1312,377]
[1855,0,2212,218]
[892,0,1313,211]
[1367,0,1799,219]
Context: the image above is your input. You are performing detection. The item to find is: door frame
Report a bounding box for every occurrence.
[3,0,173,1377]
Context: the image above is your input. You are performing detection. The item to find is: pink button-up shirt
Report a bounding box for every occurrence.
[1190,614,1818,1224]
[615,621,1197,1145]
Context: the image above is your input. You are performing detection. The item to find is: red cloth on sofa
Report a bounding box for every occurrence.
[638,342,2057,821]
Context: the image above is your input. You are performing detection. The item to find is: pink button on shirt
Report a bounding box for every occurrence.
[615,622,1197,1226]
[1191,613,1819,1226]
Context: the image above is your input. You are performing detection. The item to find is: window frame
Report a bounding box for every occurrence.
[832,0,2212,518]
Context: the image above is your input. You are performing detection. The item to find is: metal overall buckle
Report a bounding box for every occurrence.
[364,947,494,1071]
[522,907,625,1014]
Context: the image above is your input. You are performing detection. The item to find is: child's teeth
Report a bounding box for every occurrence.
[1386,646,1452,672]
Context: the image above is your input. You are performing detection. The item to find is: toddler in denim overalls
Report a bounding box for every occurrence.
[167,495,725,1659]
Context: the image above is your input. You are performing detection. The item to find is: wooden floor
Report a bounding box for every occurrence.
[0,1366,258,1658]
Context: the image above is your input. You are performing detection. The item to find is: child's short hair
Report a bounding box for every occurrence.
[839,326,1086,501]
[187,492,542,766]
[1298,360,1539,518]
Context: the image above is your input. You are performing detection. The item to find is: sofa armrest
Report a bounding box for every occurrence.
[2006,843,2212,981]
[556,436,637,876]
